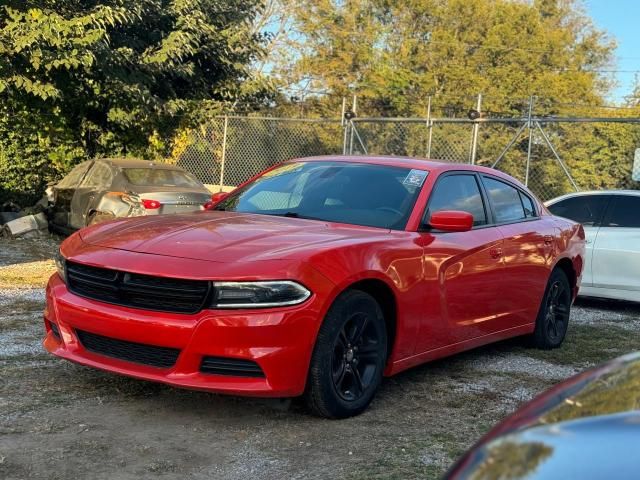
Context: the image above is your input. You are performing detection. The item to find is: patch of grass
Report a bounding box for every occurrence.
[518,323,640,367]
[0,236,60,288]
[346,440,445,480]
[0,260,56,288]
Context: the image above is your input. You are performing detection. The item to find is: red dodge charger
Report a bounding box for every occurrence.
[44,156,585,418]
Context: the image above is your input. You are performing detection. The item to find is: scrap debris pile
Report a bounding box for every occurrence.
[0,194,50,239]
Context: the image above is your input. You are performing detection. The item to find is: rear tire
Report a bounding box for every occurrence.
[531,269,571,349]
[305,290,387,419]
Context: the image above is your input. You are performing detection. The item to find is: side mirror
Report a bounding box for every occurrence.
[204,192,229,211]
[428,210,474,232]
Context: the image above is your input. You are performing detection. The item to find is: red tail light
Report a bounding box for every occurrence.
[142,199,161,210]
[203,200,215,210]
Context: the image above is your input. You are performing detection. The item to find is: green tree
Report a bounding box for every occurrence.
[267,0,640,198]
[276,0,614,115]
[0,0,270,202]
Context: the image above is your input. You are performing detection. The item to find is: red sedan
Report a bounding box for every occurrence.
[44,156,585,418]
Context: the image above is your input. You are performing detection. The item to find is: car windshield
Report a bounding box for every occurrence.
[214,161,428,230]
[123,168,203,188]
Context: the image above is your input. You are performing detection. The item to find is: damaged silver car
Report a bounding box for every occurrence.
[49,158,211,233]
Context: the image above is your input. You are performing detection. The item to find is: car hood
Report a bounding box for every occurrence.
[79,211,391,262]
[445,352,640,479]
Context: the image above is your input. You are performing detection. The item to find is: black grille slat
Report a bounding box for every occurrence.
[124,273,209,293]
[76,330,180,368]
[200,356,265,378]
[66,261,210,314]
[67,273,120,292]
[119,283,205,299]
[66,262,119,281]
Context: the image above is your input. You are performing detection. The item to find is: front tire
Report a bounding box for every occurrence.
[531,269,571,349]
[305,290,387,419]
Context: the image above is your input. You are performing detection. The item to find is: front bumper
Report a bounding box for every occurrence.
[43,273,329,397]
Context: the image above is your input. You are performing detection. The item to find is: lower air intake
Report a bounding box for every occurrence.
[76,330,180,368]
[200,356,265,378]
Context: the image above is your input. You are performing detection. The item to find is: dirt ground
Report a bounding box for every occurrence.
[1,237,639,480]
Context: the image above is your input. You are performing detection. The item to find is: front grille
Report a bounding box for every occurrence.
[200,356,265,378]
[66,261,210,314]
[76,330,180,368]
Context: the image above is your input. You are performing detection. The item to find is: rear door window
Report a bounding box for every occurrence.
[81,162,113,189]
[426,174,487,226]
[57,162,92,189]
[604,195,640,228]
[483,177,526,223]
[547,195,610,226]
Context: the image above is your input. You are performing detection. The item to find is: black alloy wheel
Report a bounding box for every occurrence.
[305,290,387,418]
[532,268,571,349]
[331,311,383,402]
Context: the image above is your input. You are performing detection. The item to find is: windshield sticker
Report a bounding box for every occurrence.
[403,169,428,187]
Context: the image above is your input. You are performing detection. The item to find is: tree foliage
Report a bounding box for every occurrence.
[0,0,270,202]
[1,0,638,204]
[263,0,639,196]
[276,0,615,115]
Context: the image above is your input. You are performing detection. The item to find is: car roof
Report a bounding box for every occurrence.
[290,155,523,183]
[545,189,640,205]
[97,158,185,170]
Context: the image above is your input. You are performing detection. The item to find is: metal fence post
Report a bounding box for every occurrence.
[470,94,482,164]
[341,97,348,155]
[349,95,357,154]
[524,96,535,187]
[426,96,433,158]
[219,116,229,191]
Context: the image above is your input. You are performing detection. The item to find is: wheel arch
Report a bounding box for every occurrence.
[341,278,398,363]
[553,257,578,298]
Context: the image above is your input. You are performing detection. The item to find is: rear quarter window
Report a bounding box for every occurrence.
[519,191,537,218]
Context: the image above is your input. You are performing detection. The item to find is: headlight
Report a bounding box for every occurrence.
[55,250,67,283]
[210,281,311,309]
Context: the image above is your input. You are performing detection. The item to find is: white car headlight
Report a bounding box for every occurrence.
[210,281,311,309]
[55,250,67,284]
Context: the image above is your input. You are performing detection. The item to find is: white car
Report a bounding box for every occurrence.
[545,190,640,302]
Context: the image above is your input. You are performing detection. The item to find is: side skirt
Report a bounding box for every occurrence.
[384,323,535,376]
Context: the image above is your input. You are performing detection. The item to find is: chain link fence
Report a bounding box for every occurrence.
[347,117,640,200]
[161,110,640,201]
[166,116,342,191]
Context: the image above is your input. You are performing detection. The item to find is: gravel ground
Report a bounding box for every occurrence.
[1,237,639,479]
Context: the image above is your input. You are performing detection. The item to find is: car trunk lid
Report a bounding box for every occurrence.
[130,187,211,214]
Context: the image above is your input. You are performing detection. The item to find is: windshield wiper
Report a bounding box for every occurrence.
[266,211,322,221]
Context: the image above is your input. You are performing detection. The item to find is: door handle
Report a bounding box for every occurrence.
[490,247,503,259]
[543,235,553,245]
